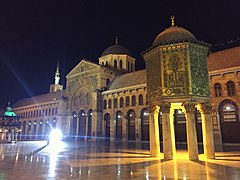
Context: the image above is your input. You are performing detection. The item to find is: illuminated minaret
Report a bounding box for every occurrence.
[50,61,63,92]
[55,61,60,85]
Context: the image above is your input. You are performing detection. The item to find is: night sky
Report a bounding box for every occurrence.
[0,0,240,107]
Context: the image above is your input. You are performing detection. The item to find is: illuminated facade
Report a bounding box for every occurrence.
[11,19,239,157]
[208,47,240,144]
[0,102,21,142]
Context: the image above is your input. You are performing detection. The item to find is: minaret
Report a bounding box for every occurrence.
[50,61,63,92]
[55,61,60,85]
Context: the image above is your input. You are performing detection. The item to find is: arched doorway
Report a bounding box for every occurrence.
[104,113,110,141]
[87,109,92,138]
[21,121,26,140]
[219,99,240,143]
[78,110,86,140]
[141,108,149,141]
[27,120,31,140]
[44,120,50,140]
[115,111,123,140]
[127,110,136,141]
[38,120,43,140]
[33,120,37,140]
[52,118,57,129]
[71,111,77,139]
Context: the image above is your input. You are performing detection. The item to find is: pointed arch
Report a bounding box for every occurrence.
[219,99,240,143]
[114,59,117,68]
[115,111,123,140]
[71,111,77,138]
[120,60,123,69]
[78,110,86,140]
[141,108,149,141]
[127,109,136,140]
[104,113,111,141]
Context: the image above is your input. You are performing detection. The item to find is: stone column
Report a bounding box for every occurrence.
[200,103,215,159]
[149,105,160,158]
[85,115,88,141]
[182,102,199,161]
[76,116,79,140]
[160,102,174,160]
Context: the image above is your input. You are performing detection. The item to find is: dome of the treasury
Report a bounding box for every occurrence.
[152,18,197,46]
[102,40,131,56]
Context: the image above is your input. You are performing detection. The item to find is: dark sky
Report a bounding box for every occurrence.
[0,0,240,107]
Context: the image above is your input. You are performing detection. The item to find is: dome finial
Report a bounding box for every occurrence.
[171,16,175,27]
[115,36,118,44]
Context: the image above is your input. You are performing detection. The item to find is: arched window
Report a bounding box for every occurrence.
[55,107,57,115]
[120,97,124,108]
[103,100,107,109]
[108,99,112,109]
[126,96,130,107]
[106,61,108,66]
[102,62,104,66]
[214,83,222,97]
[106,78,110,87]
[139,94,144,105]
[120,60,123,69]
[227,81,236,96]
[114,98,118,108]
[114,60,117,68]
[132,95,136,106]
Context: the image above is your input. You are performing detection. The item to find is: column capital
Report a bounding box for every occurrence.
[160,102,171,113]
[182,102,196,113]
[199,103,212,114]
[148,105,159,114]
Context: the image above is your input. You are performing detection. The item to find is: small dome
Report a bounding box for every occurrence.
[153,26,197,46]
[102,43,131,56]
[3,102,16,117]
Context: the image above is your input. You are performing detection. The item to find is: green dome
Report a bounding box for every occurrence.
[4,111,16,116]
[4,102,16,116]
[153,26,197,46]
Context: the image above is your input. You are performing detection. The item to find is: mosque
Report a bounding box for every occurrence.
[9,17,240,159]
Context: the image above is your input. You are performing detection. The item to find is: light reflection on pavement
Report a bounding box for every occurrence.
[0,141,239,179]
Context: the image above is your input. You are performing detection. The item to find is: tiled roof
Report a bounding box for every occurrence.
[108,70,146,90]
[208,46,240,71]
[12,90,66,108]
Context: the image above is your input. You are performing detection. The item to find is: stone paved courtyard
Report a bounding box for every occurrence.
[0,141,239,179]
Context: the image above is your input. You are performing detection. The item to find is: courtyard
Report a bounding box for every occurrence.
[0,140,239,179]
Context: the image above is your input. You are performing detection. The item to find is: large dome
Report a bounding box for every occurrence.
[102,43,131,56]
[153,26,197,46]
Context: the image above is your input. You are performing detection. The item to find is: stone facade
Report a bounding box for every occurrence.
[11,23,240,150]
[208,47,240,144]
